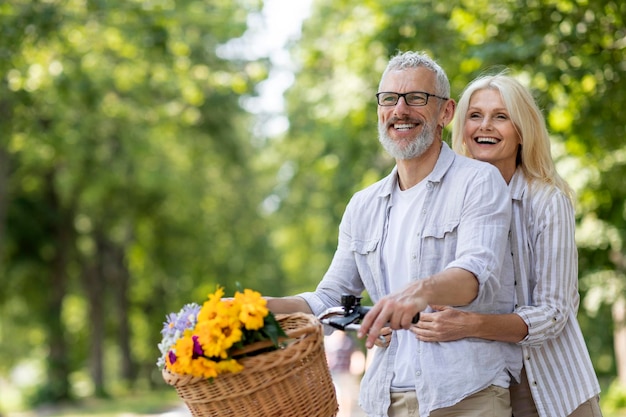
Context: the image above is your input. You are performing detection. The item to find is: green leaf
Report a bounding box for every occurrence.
[262,312,289,346]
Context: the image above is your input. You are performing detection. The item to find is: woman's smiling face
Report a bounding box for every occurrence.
[463,88,521,180]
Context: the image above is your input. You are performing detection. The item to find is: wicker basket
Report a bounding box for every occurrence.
[162,312,339,417]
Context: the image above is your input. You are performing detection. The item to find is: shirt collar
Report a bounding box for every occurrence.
[429,141,455,183]
[508,167,526,201]
[378,141,455,198]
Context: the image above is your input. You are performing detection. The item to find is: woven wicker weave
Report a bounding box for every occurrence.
[162,312,339,417]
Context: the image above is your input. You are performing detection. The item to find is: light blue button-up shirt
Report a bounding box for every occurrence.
[300,143,521,416]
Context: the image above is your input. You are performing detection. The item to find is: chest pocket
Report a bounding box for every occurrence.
[350,239,379,255]
[421,220,459,268]
[350,238,380,286]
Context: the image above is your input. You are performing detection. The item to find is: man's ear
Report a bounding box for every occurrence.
[439,99,456,128]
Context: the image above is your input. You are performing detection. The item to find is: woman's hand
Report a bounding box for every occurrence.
[410,305,472,342]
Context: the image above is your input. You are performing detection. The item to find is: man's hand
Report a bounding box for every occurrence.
[410,305,471,342]
[374,327,392,348]
[357,291,427,348]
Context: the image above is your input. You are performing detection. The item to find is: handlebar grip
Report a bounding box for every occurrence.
[359,306,420,323]
[412,312,420,323]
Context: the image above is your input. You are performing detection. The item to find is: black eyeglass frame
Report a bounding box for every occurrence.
[375,91,449,107]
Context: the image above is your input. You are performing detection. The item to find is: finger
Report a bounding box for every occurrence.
[401,311,417,329]
[366,312,392,348]
[357,303,382,338]
[374,332,391,348]
[379,327,392,337]
[413,317,434,331]
[411,327,426,340]
[416,312,434,323]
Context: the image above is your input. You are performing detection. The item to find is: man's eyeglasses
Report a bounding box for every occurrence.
[376,91,449,107]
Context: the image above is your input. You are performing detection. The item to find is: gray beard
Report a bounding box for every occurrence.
[378,121,436,160]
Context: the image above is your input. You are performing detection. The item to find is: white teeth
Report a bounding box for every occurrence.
[476,137,499,144]
[394,123,415,130]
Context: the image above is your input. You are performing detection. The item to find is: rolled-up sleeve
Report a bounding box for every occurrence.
[440,162,512,307]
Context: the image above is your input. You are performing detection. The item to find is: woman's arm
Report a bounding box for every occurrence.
[410,305,528,343]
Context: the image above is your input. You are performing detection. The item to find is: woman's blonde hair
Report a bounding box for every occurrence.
[452,73,574,200]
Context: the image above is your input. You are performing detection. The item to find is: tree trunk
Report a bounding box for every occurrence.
[0,147,8,260]
[0,96,12,260]
[83,235,107,397]
[44,171,72,401]
[110,237,137,385]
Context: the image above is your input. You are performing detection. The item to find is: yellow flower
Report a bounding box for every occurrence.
[159,286,284,379]
[195,319,243,359]
[195,294,244,358]
[190,357,220,379]
[234,289,268,330]
[197,287,226,323]
[216,358,244,375]
[167,333,195,374]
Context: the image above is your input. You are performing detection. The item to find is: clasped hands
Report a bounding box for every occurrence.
[357,289,427,348]
[360,304,471,349]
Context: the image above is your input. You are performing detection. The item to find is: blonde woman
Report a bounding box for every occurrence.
[412,74,602,417]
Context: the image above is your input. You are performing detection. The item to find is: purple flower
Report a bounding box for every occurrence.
[192,335,204,358]
[161,303,201,336]
[157,303,202,369]
[168,350,177,365]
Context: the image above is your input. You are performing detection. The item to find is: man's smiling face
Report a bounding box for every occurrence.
[377,67,442,160]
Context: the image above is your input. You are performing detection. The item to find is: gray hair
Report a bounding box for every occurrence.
[380,51,450,99]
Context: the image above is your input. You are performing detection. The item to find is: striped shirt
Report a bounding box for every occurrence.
[509,168,601,417]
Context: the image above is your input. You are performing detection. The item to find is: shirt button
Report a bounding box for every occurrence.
[415,371,421,377]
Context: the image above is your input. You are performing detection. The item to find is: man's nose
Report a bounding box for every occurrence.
[393,96,411,115]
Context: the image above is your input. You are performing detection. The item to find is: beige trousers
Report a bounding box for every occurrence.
[388,385,511,417]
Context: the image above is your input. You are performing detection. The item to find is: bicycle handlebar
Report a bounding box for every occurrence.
[317,294,420,332]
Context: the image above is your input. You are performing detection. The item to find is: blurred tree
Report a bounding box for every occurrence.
[0,0,286,404]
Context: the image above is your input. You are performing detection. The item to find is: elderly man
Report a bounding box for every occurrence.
[267,51,520,417]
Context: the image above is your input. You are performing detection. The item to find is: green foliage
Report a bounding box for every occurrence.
[602,380,626,414]
[1,0,625,408]
[0,0,283,405]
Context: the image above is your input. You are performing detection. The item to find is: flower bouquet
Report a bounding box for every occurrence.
[159,287,338,417]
